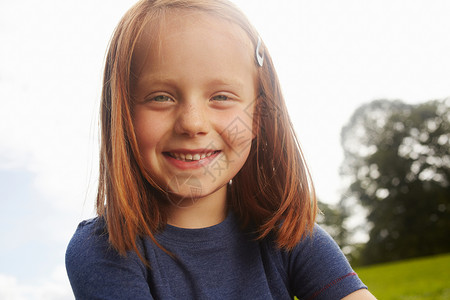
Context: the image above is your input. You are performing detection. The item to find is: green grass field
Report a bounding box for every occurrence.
[355,253,450,300]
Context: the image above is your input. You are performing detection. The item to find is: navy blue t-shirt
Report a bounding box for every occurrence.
[66,213,366,299]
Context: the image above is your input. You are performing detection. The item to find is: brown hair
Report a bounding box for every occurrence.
[97,0,317,260]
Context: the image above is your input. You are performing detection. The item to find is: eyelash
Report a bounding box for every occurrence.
[148,95,173,103]
[144,93,234,104]
[211,94,231,101]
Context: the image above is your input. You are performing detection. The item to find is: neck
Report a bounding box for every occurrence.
[166,185,228,229]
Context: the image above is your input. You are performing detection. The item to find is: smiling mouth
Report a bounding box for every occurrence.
[165,150,221,162]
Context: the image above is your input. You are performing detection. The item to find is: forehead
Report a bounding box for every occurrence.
[132,9,256,79]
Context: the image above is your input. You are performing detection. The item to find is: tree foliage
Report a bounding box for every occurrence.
[317,200,348,248]
[340,98,450,265]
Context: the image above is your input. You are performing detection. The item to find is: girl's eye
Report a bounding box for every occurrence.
[211,95,230,101]
[150,95,173,102]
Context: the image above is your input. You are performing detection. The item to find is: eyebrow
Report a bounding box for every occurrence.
[138,75,246,91]
[137,75,177,87]
[206,78,245,91]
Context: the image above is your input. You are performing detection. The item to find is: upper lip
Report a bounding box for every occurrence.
[164,149,220,161]
[165,148,218,155]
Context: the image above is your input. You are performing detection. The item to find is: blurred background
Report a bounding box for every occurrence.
[0,0,449,299]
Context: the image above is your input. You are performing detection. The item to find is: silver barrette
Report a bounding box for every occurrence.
[256,36,264,67]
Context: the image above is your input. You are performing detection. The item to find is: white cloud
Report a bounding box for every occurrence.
[0,265,73,300]
[235,0,450,204]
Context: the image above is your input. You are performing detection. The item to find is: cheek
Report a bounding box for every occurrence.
[217,109,254,158]
[133,111,167,151]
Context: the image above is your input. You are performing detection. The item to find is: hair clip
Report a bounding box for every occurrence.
[256,36,264,67]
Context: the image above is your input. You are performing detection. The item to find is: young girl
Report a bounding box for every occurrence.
[66,0,376,299]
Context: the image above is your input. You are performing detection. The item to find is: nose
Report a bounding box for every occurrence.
[174,101,210,137]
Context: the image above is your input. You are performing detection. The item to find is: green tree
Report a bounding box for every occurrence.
[317,200,348,248]
[340,98,450,265]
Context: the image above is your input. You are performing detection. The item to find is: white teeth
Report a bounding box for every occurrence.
[169,151,216,162]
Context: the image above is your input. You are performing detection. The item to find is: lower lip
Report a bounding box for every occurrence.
[164,152,221,170]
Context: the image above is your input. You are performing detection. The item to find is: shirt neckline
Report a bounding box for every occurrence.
[156,212,239,245]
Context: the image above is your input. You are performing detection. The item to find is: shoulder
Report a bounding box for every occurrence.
[279,224,368,299]
[264,224,345,266]
[65,217,115,268]
[65,217,152,299]
[293,224,346,262]
[66,217,105,248]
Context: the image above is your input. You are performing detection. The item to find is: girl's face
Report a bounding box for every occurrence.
[132,10,258,206]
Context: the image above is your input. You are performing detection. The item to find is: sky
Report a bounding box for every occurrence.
[1,0,449,299]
